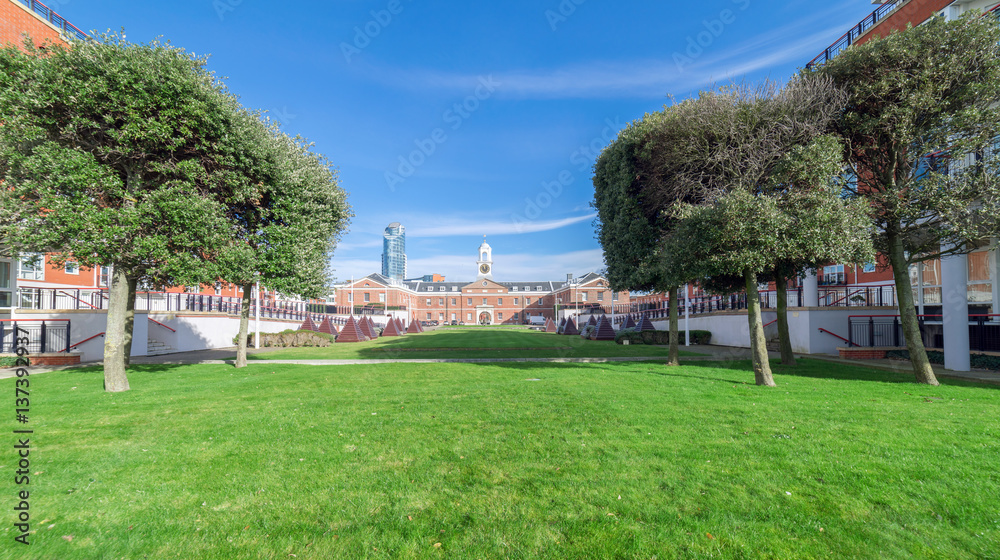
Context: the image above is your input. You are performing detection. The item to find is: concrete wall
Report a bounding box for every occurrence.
[14,309,148,362]
[653,306,898,355]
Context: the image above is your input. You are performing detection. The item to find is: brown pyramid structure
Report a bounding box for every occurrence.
[358,317,375,339]
[562,317,579,335]
[406,319,422,334]
[317,316,337,335]
[586,315,598,327]
[638,314,656,332]
[559,317,566,328]
[591,316,617,340]
[382,318,403,337]
[395,317,406,334]
[298,316,318,332]
[544,318,558,333]
[623,315,637,329]
[368,317,381,338]
[336,316,369,343]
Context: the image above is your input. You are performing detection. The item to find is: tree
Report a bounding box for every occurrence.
[593,111,697,366]
[0,33,252,391]
[220,115,351,368]
[644,78,851,386]
[812,13,1000,385]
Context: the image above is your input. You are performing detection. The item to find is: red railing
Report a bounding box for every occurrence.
[818,327,855,346]
[147,318,176,332]
[13,0,89,41]
[68,332,104,350]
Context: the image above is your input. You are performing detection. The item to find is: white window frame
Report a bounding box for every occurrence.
[17,254,45,281]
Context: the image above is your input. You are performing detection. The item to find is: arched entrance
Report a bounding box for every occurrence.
[479,312,491,325]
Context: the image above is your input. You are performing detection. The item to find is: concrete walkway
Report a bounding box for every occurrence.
[5,344,999,385]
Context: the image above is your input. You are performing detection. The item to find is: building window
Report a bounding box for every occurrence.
[498,298,503,305]
[921,260,942,305]
[364,293,371,303]
[498,312,503,320]
[483,298,487,305]
[439,313,444,320]
[426,298,431,305]
[348,293,354,302]
[526,297,531,305]
[451,313,456,321]
[380,292,386,303]
[467,298,473,305]
[451,298,456,306]
[438,298,444,305]
[861,262,877,274]
[100,266,111,287]
[426,312,431,320]
[581,292,588,302]
[513,313,519,320]
[514,297,518,305]
[968,250,993,313]
[597,291,604,301]
[17,254,44,281]
[822,265,845,286]
[467,313,472,320]
[0,261,10,308]
[439,286,445,291]
[65,261,79,275]
[215,282,222,296]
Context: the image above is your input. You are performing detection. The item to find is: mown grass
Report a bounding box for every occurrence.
[2,358,998,559]
[249,326,702,360]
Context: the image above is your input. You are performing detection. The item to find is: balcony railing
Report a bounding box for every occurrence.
[0,319,70,354]
[13,0,89,41]
[805,0,903,69]
[848,314,1000,351]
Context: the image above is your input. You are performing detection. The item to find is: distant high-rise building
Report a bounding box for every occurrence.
[381,222,406,280]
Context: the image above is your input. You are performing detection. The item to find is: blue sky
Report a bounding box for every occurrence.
[49,0,879,282]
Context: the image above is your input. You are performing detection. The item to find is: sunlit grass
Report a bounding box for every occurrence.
[2,358,997,559]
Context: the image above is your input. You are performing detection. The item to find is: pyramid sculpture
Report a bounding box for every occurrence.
[317,316,337,335]
[623,315,637,329]
[638,314,656,332]
[358,316,375,339]
[336,316,369,343]
[562,317,579,336]
[382,318,403,337]
[586,315,597,327]
[559,317,566,328]
[298,316,318,332]
[406,319,422,334]
[368,317,381,338]
[544,318,558,333]
[591,316,617,340]
[395,317,406,334]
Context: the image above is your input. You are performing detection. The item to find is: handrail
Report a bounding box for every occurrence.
[58,290,99,309]
[818,327,857,346]
[147,318,176,332]
[66,332,104,351]
[763,319,778,328]
[13,0,89,41]
[0,318,70,322]
[805,0,902,69]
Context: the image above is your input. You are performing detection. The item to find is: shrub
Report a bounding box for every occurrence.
[614,327,644,345]
[0,355,29,368]
[638,329,711,345]
[581,325,596,339]
[233,330,336,348]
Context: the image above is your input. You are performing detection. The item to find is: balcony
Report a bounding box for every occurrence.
[13,0,88,41]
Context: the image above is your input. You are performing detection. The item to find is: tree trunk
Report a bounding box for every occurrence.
[887,232,939,385]
[122,276,137,369]
[774,267,796,366]
[103,267,132,392]
[235,282,253,368]
[745,269,776,387]
[667,285,679,366]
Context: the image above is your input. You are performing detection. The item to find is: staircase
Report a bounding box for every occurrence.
[766,337,781,353]
[146,338,176,356]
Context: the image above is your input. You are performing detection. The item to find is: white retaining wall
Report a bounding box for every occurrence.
[653,307,895,355]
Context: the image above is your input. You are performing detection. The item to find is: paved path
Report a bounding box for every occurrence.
[4,345,999,385]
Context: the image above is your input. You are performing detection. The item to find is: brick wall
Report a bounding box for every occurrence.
[0,0,64,48]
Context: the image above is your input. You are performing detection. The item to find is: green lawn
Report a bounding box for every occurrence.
[3,359,998,559]
[249,326,703,360]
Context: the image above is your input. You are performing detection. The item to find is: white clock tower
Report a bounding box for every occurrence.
[476,237,493,280]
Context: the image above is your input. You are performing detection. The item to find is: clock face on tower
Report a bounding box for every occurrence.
[480,263,490,274]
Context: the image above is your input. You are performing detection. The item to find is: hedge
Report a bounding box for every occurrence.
[233,329,336,347]
[887,349,1000,371]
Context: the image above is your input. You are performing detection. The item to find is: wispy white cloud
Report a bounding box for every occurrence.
[411,213,596,238]
[357,3,865,99]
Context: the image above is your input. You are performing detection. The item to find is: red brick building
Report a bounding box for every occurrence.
[333,240,630,325]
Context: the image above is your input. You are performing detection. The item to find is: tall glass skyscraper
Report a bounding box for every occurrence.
[382,222,407,280]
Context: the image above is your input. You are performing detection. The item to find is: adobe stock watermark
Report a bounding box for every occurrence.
[341,0,413,63]
[545,0,587,31]
[511,117,623,231]
[268,106,297,128]
[212,0,243,21]
[384,75,501,192]
[673,0,751,73]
